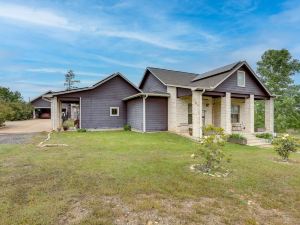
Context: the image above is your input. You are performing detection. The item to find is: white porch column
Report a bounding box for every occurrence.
[245,94,255,133]
[167,86,177,132]
[220,92,231,134]
[192,90,203,139]
[57,100,62,129]
[33,108,36,119]
[51,97,62,131]
[51,97,58,130]
[265,97,274,133]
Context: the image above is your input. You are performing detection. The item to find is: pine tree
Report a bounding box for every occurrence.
[64,70,80,90]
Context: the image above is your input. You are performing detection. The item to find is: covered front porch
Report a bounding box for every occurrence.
[168,87,274,140]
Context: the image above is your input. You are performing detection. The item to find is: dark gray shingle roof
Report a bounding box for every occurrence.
[147,67,198,86]
[192,61,242,81]
[146,61,250,90]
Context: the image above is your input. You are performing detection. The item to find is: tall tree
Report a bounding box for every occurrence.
[64,70,80,90]
[256,49,300,131]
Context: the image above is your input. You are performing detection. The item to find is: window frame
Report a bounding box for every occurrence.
[231,104,240,123]
[110,107,119,117]
[237,70,246,87]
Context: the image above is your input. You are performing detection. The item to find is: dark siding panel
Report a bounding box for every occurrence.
[140,72,167,93]
[31,97,51,108]
[214,65,268,96]
[146,97,168,131]
[177,87,192,97]
[126,98,143,131]
[57,76,139,129]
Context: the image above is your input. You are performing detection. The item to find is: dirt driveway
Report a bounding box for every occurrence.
[0,119,51,144]
[0,119,51,134]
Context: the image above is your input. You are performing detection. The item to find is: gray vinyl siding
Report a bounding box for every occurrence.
[126,98,143,131]
[146,97,168,131]
[56,76,139,129]
[140,71,167,93]
[214,65,268,96]
[177,87,192,97]
[31,97,51,108]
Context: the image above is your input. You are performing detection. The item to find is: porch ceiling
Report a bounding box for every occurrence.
[58,97,80,103]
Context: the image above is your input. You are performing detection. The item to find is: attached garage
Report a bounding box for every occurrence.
[124,93,169,132]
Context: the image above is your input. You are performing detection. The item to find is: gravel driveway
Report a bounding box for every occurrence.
[0,119,51,144]
[0,133,39,144]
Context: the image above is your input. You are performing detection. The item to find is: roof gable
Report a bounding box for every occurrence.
[212,61,272,96]
[139,67,197,87]
[139,70,167,93]
[214,65,269,96]
[46,73,141,97]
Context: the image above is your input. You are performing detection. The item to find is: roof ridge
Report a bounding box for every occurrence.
[92,72,121,86]
[147,67,199,76]
[192,61,243,82]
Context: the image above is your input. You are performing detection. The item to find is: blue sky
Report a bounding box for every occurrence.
[0,0,299,100]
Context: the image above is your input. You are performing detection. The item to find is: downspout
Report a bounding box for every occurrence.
[143,94,149,133]
[79,97,82,129]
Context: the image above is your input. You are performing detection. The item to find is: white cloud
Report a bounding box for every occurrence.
[26,68,104,77]
[0,3,220,51]
[95,55,146,69]
[270,5,300,24]
[0,3,79,30]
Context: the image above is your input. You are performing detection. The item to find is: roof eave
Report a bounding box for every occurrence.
[123,92,170,101]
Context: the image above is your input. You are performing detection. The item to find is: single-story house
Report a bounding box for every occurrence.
[43,61,274,139]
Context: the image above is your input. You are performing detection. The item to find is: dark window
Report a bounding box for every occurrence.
[188,103,192,124]
[110,107,119,116]
[231,105,240,123]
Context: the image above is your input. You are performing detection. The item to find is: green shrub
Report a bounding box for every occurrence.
[228,133,246,141]
[0,86,33,122]
[62,119,75,130]
[0,101,11,126]
[77,128,87,132]
[203,124,224,136]
[256,133,273,140]
[193,126,230,173]
[7,102,33,121]
[123,124,131,131]
[273,134,297,161]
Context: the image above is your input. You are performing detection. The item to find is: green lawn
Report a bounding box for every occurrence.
[0,131,300,225]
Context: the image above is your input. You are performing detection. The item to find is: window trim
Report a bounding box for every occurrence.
[237,70,246,87]
[110,107,119,117]
[231,104,240,123]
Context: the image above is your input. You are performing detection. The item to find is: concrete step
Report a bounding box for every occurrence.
[237,133,272,147]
